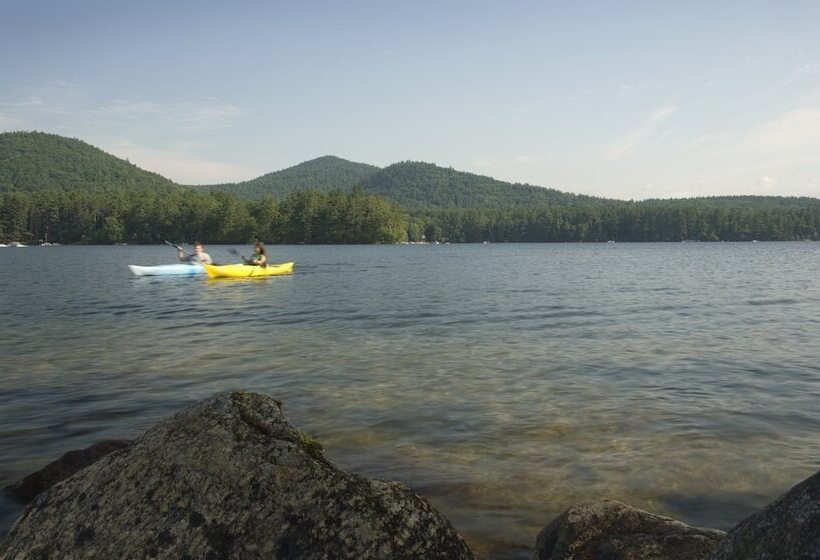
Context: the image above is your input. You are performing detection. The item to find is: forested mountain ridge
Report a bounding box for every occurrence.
[0,132,615,208]
[0,133,406,245]
[359,161,608,209]
[194,155,381,199]
[1,132,818,244]
[196,159,611,208]
[0,131,180,193]
[4,131,819,212]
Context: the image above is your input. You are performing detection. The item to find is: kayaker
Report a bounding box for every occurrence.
[248,242,267,267]
[178,242,213,264]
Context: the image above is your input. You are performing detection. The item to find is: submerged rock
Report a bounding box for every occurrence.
[0,392,473,559]
[531,499,725,560]
[3,439,131,503]
[707,470,820,560]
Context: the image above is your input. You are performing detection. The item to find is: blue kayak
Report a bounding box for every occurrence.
[128,264,204,276]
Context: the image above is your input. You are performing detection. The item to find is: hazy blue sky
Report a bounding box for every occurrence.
[2,0,819,199]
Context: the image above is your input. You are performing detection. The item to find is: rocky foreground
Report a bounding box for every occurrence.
[2,392,819,559]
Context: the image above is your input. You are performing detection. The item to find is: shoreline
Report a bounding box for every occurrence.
[3,392,818,559]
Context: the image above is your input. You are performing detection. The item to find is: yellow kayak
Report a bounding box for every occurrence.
[202,262,294,278]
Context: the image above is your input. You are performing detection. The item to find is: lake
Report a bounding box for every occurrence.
[1,242,819,558]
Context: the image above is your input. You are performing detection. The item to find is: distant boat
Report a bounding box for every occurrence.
[7,241,27,247]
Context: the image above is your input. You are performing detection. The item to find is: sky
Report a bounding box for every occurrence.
[2,0,820,200]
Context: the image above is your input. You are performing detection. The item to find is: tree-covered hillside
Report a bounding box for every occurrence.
[0,133,405,244]
[0,131,179,193]
[359,161,609,209]
[194,158,610,209]
[194,155,380,199]
[1,132,818,244]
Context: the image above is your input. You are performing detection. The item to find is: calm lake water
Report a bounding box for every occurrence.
[1,243,819,558]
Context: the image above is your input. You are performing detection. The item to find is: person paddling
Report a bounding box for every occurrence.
[178,242,213,264]
[247,242,267,267]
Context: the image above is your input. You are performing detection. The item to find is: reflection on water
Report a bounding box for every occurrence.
[1,243,819,558]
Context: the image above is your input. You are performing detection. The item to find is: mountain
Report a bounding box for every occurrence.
[359,161,608,209]
[3,132,819,213]
[0,131,180,193]
[194,158,609,208]
[2,132,817,244]
[194,156,380,199]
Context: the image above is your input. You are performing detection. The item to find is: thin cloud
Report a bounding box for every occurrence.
[603,129,646,161]
[93,99,245,131]
[649,105,677,122]
[0,111,25,130]
[686,107,820,163]
[646,154,820,199]
[103,138,260,185]
[513,155,544,165]
[603,104,677,161]
[755,175,778,193]
[617,83,641,96]
[687,133,733,151]
[736,107,820,156]
[796,63,820,74]
[0,84,246,133]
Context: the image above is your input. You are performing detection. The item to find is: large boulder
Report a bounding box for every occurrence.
[4,439,131,503]
[531,499,725,560]
[707,470,820,560]
[0,392,473,559]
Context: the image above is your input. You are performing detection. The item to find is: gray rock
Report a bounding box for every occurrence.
[0,392,473,560]
[531,499,725,560]
[707,470,820,560]
[4,439,131,503]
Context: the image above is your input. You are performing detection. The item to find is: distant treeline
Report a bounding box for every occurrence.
[0,188,407,245]
[415,204,820,243]
[2,187,818,245]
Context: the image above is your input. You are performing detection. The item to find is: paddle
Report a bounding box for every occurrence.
[165,240,205,266]
[164,240,189,256]
[228,248,252,264]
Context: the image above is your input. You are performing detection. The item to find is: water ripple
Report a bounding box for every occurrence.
[1,243,819,558]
